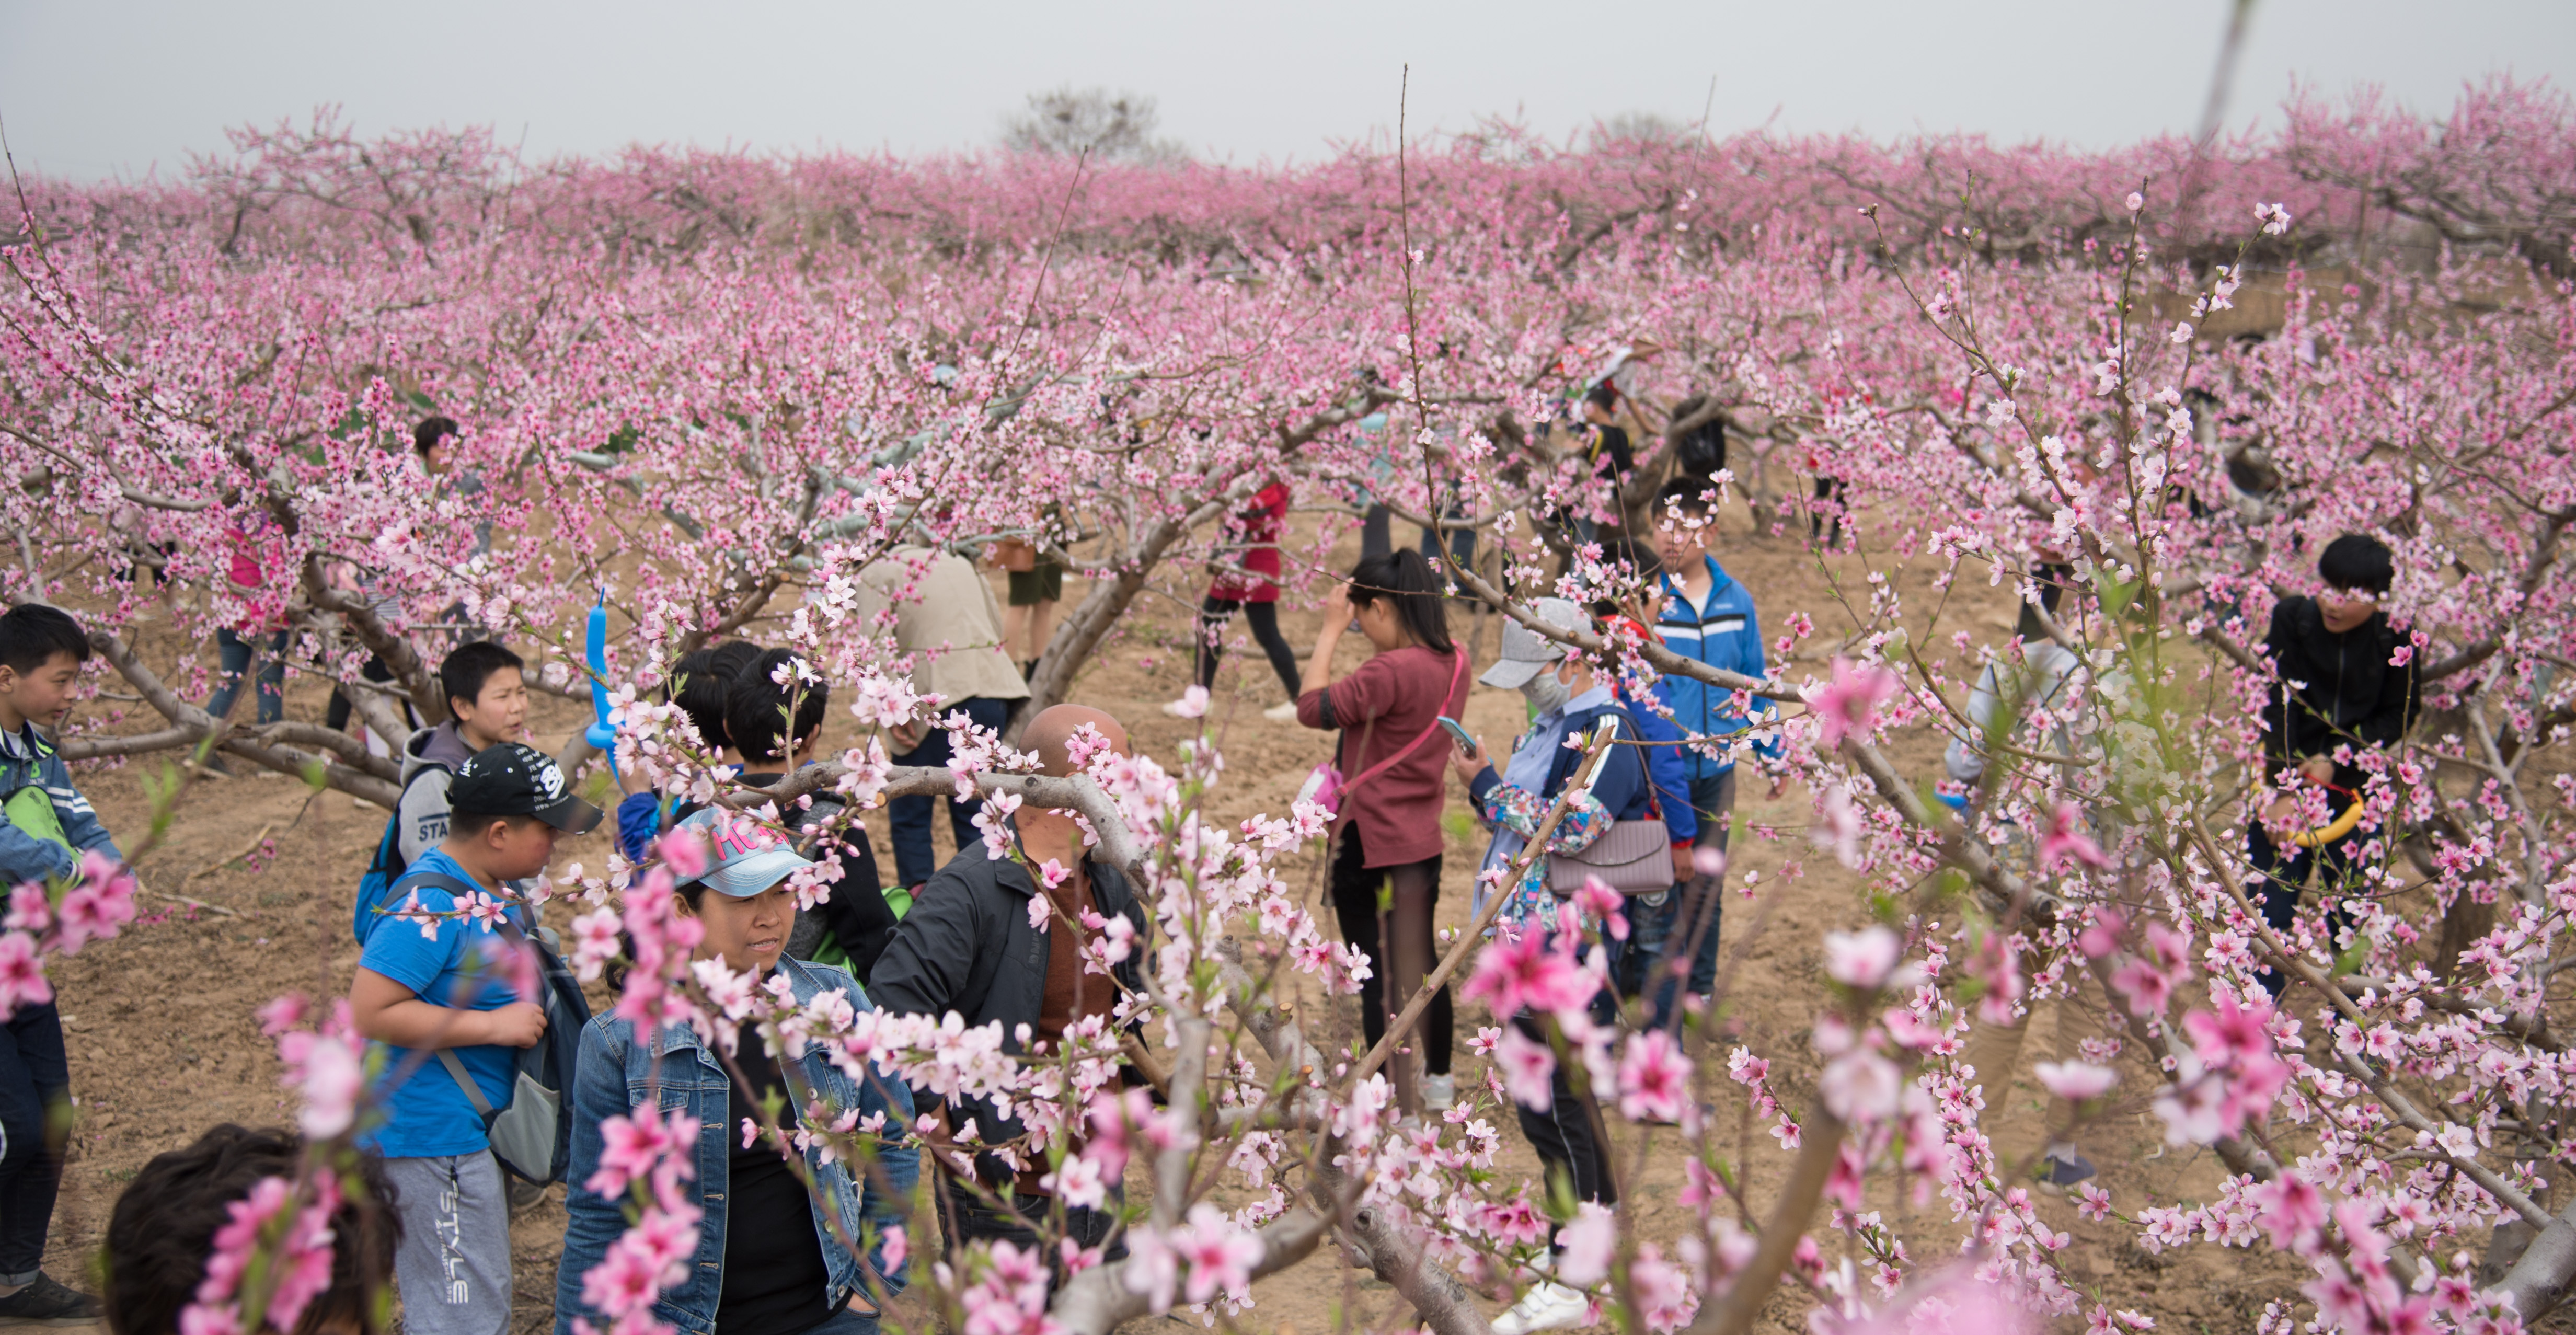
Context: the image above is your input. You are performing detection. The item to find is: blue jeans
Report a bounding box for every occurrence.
[888,696,1015,887]
[1622,770,1736,1031]
[799,1302,880,1335]
[207,628,288,726]
[0,1001,68,1284]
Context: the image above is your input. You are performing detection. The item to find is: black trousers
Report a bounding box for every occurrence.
[1327,828,1452,1077]
[323,654,408,733]
[2248,821,2360,995]
[1512,984,1621,1214]
[0,1002,68,1282]
[1194,596,1301,697]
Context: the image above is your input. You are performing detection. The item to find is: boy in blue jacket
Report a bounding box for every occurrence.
[0,603,119,1322]
[1637,480,1785,1030]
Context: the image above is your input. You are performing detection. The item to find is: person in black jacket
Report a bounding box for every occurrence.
[866,704,1149,1269]
[724,649,900,983]
[2249,534,2420,993]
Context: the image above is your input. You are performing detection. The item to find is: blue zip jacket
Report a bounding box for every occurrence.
[1614,683,1697,845]
[1653,556,1781,782]
[554,956,917,1335]
[0,723,120,885]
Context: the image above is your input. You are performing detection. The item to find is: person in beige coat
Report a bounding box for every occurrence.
[853,546,1032,892]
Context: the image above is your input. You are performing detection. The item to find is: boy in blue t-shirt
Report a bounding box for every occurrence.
[351,743,600,1335]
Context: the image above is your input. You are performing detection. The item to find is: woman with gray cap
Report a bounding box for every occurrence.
[1448,597,1658,1335]
[555,807,917,1335]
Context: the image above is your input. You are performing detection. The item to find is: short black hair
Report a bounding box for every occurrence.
[413,416,459,457]
[103,1124,399,1335]
[1346,549,1455,657]
[662,650,735,751]
[0,604,90,676]
[437,640,523,720]
[725,648,830,765]
[1584,381,1619,413]
[1653,476,1717,518]
[707,639,764,682]
[2318,533,2395,596]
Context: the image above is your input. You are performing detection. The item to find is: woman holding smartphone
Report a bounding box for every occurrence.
[1294,548,1469,1115]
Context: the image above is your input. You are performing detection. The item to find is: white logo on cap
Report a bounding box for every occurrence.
[534,757,566,801]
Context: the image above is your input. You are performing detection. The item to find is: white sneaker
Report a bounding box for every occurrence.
[1262,700,1301,722]
[1422,1073,1456,1111]
[1493,1281,1590,1335]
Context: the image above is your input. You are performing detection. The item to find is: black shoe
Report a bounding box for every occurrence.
[508,1178,548,1214]
[2040,1151,2098,1188]
[0,1274,101,1325]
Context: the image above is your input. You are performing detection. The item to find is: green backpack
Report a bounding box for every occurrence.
[3,770,74,903]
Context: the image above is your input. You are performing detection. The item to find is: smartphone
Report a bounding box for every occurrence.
[1435,715,1476,754]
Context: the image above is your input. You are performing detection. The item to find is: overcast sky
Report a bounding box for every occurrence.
[4,0,2569,180]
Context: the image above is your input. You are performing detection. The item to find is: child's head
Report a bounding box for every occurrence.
[725,648,830,767]
[1652,477,1718,571]
[2316,533,2394,634]
[412,417,459,476]
[102,1124,398,1335]
[1582,381,1619,424]
[445,743,602,878]
[437,641,526,750]
[1345,549,1455,656]
[0,603,91,731]
[662,649,735,754]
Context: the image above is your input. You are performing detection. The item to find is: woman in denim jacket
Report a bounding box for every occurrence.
[1448,598,1655,1335]
[556,809,918,1335]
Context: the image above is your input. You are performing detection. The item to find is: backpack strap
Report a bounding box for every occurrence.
[439,1050,497,1117]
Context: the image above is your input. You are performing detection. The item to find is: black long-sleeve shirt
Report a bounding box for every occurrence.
[2259,597,2420,790]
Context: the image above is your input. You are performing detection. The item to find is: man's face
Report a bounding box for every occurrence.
[0,651,82,727]
[453,667,529,750]
[421,442,454,476]
[1655,507,1712,573]
[2319,588,2378,634]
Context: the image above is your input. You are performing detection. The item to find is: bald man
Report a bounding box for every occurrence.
[867,705,1146,1266]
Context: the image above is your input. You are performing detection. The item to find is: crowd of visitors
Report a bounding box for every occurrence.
[0,396,2424,1335]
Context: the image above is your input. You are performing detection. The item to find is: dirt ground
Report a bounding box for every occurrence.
[45,503,2341,1334]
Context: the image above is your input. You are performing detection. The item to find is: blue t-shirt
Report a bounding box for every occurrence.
[355,847,520,1159]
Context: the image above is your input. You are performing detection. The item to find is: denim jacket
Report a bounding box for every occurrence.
[0,723,119,887]
[553,957,918,1335]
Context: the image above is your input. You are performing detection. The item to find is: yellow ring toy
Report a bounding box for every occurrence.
[2286,802,2365,849]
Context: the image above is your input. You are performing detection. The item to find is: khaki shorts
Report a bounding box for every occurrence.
[1008,561,1064,606]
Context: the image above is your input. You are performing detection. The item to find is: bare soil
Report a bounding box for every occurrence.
[48,506,2319,1334]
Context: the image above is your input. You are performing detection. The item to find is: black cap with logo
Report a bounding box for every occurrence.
[448,743,604,834]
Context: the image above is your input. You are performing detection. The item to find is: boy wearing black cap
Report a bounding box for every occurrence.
[349,742,600,1335]
[2250,533,2420,992]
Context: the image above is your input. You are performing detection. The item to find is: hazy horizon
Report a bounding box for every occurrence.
[4,0,2570,182]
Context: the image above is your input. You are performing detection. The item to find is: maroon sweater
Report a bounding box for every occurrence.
[1296,645,1468,867]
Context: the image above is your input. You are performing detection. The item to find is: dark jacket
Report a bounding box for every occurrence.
[2261,597,2421,790]
[866,836,1147,1184]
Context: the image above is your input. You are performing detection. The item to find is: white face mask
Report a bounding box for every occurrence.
[1520,665,1572,718]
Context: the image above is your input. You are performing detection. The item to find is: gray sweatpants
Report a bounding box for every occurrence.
[383,1151,512,1335]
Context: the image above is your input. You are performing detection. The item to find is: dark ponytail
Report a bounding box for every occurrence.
[1347,548,1455,657]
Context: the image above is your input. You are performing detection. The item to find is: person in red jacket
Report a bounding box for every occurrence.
[1167,478,1304,722]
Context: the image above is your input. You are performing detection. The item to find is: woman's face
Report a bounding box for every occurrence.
[678,881,796,973]
[1354,595,1410,651]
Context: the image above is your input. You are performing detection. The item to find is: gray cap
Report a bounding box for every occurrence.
[670,806,815,899]
[1479,597,1585,689]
